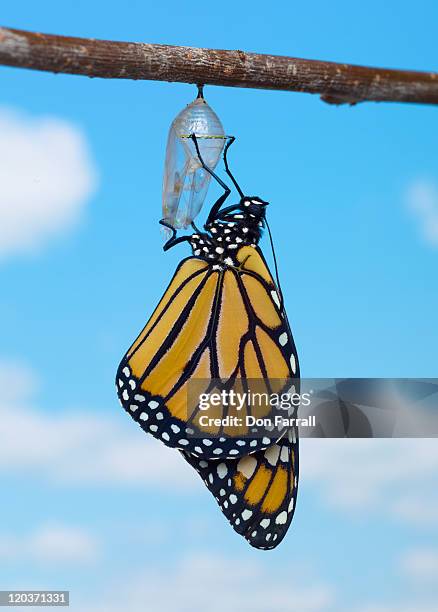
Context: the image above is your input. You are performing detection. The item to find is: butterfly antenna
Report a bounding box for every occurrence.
[223,137,244,198]
[265,218,285,312]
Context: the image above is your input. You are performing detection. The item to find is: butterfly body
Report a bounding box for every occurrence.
[189,196,267,266]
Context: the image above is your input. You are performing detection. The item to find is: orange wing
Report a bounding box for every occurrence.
[182,429,299,550]
[116,246,299,459]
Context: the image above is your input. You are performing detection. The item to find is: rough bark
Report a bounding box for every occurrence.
[1,26,438,105]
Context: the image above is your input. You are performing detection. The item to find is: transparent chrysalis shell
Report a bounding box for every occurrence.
[162,95,225,233]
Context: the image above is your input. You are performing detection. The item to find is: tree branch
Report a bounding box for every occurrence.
[1,26,437,105]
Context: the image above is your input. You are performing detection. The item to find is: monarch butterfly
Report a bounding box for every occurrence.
[116,135,300,549]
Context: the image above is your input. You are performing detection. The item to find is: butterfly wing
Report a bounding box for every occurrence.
[116,246,299,459]
[182,429,299,550]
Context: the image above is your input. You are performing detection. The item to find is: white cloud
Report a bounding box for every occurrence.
[84,553,335,612]
[0,108,97,260]
[392,496,438,527]
[400,548,438,582]
[0,360,197,489]
[301,439,438,525]
[355,549,438,611]
[1,360,438,530]
[0,523,99,565]
[358,604,438,612]
[406,179,438,247]
[0,359,39,402]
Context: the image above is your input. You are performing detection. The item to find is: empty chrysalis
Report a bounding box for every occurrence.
[162,87,226,233]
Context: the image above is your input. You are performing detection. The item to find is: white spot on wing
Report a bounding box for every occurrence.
[279,332,288,346]
[276,511,288,525]
[271,290,281,308]
[237,456,257,479]
[290,354,297,374]
[280,446,289,462]
[217,463,227,479]
[264,445,280,466]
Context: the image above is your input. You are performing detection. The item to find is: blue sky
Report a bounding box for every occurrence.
[0,1,437,610]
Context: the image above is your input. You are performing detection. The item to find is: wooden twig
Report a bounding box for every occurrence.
[1,26,437,105]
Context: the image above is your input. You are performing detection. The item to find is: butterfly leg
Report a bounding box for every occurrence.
[159,219,191,252]
[191,221,202,234]
[226,253,252,275]
[223,136,244,198]
[205,192,232,228]
[190,134,232,227]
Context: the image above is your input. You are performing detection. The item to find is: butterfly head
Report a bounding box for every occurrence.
[240,196,269,219]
